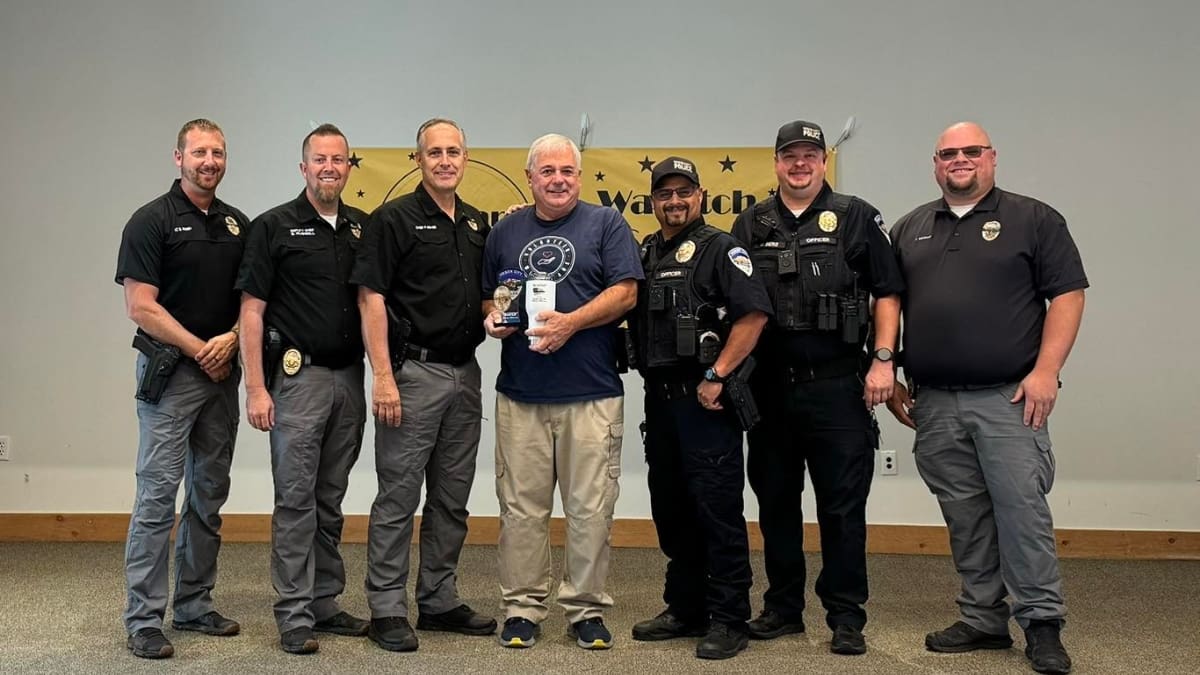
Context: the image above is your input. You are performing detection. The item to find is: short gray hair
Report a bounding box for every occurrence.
[526,133,581,172]
[416,118,466,152]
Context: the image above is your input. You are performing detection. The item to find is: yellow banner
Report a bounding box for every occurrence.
[345,147,836,242]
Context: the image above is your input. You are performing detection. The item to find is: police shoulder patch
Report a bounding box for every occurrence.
[727,246,753,277]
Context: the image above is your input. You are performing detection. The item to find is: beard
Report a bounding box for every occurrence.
[945,174,978,196]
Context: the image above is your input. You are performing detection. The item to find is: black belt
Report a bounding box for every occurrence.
[783,355,862,383]
[291,350,359,370]
[647,380,700,401]
[406,344,471,366]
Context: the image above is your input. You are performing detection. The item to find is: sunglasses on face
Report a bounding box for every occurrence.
[936,145,992,161]
[651,186,698,201]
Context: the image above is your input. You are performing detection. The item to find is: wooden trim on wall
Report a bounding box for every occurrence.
[1,514,1196,560]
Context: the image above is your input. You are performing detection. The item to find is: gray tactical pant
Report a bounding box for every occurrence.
[366,358,483,618]
[269,361,366,633]
[124,356,239,633]
[911,383,1066,633]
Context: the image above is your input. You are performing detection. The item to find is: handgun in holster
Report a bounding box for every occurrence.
[263,327,284,391]
[722,355,761,431]
[132,334,181,404]
[385,305,412,373]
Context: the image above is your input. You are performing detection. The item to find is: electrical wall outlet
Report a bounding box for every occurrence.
[879,449,897,475]
[0,435,10,461]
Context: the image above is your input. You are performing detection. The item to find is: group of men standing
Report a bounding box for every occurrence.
[115,116,1085,675]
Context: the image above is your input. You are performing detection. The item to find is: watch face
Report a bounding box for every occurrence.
[875,348,894,362]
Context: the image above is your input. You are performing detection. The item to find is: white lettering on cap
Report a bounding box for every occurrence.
[803,127,822,140]
[672,159,693,172]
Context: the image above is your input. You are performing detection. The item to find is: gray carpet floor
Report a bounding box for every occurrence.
[0,542,1196,673]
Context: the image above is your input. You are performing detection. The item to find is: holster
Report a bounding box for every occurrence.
[722,355,761,431]
[132,334,181,404]
[263,327,284,391]
[386,305,412,372]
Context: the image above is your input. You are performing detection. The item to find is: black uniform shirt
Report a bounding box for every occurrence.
[732,183,905,365]
[350,183,490,357]
[891,187,1089,386]
[115,179,248,340]
[236,191,367,366]
[639,218,773,382]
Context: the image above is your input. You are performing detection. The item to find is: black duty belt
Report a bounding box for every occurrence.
[406,344,472,366]
[783,354,862,384]
[647,380,700,401]
[289,350,359,371]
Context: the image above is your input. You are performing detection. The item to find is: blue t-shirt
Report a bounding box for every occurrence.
[482,202,643,403]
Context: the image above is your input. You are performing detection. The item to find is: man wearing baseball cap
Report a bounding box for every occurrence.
[628,157,771,659]
[732,121,904,655]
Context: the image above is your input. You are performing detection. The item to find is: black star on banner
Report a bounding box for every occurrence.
[719,155,737,172]
[408,152,416,160]
[348,153,362,168]
[768,188,777,197]
[594,171,606,182]
[356,190,365,198]
[638,156,655,172]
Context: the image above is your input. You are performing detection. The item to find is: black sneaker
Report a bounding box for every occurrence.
[695,623,749,660]
[568,617,613,650]
[632,610,708,641]
[417,604,498,636]
[925,620,1013,653]
[280,627,319,654]
[171,610,240,636]
[499,617,540,648]
[830,624,867,655]
[368,616,419,652]
[314,610,369,636]
[127,627,174,659]
[747,609,805,640]
[1025,620,1072,674]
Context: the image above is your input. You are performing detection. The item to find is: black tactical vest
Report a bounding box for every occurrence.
[637,225,729,368]
[746,195,868,343]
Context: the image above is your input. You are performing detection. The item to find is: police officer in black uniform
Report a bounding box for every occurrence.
[116,118,246,660]
[352,118,496,653]
[731,121,904,656]
[629,157,771,660]
[236,124,369,655]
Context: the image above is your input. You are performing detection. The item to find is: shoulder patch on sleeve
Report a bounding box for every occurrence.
[874,213,891,244]
[727,246,753,277]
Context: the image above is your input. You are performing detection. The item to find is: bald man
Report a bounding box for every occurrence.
[887,122,1086,675]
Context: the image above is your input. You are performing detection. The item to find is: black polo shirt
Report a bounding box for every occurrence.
[638,218,774,382]
[236,191,367,367]
[891,186,1089,387]
[350,183,490,357]
[115,179,248,340]
[731,184,905,365]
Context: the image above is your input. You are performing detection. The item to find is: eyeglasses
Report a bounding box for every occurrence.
[651,186,698,201]
[936,145,992,161]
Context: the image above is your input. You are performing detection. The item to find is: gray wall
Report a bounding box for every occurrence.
[1,0,1197,529]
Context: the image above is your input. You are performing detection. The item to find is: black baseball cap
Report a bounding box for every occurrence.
[651,156,701,189]
[775,120,826,153]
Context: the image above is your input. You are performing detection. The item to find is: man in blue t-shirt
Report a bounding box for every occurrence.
[481,134,642,651]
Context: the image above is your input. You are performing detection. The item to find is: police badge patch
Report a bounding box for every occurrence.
[225,215,240,236]
[819,211,838,233]
[982,221,1001,242]
[728,247,753,277]
[675,240,696,263]
[467,218,480,232]
[349,223,362,239]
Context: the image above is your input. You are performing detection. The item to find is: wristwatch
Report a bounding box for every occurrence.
[872,347,894,363]
[703,366,728,383]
